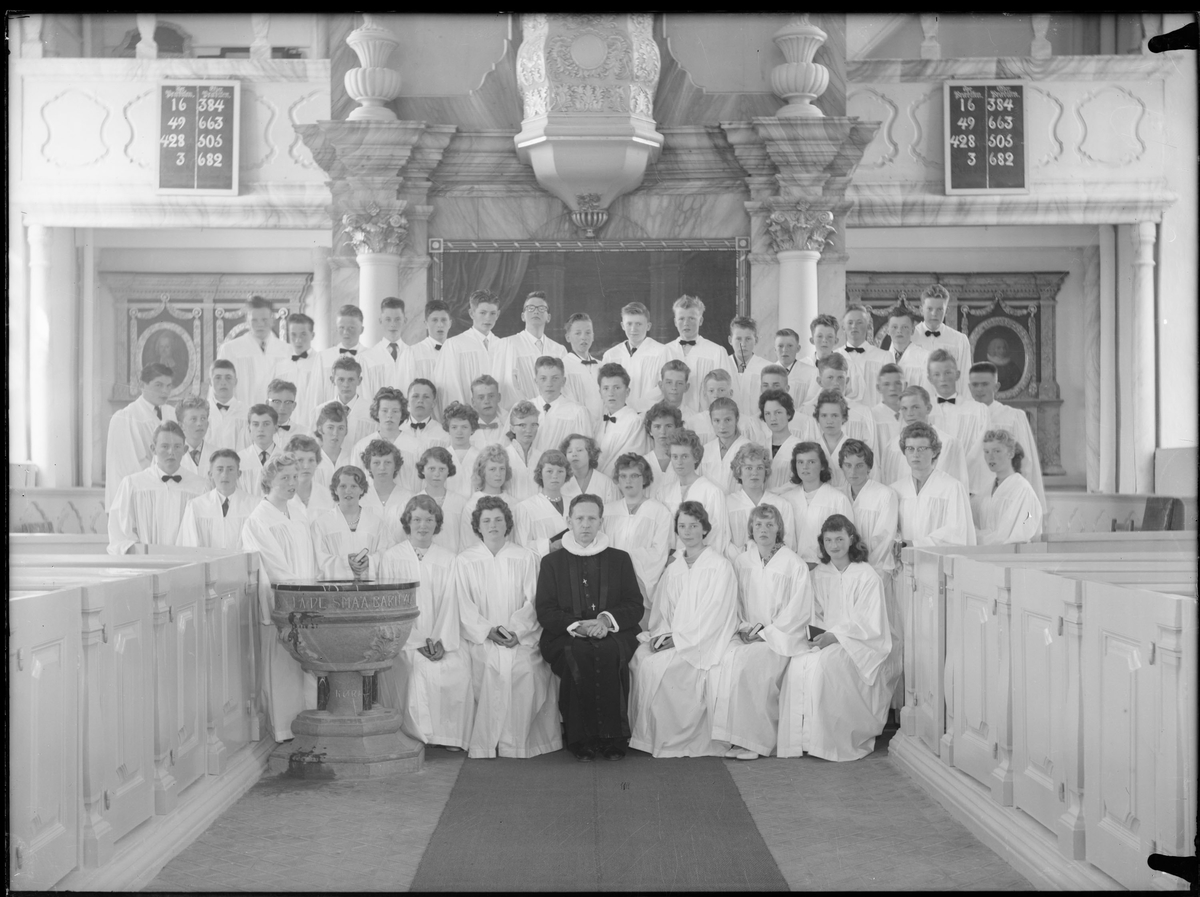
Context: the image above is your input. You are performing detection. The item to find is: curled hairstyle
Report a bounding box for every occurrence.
[417,445,455,480]
[838,438,874,471]
[285,434,322,458]
[533,449,569,488]
[982,428,1024,472]
[370,387,408,423]
[791,441,832,485]
[730,442,772,485]
[401,494,443,536]
[560,433,601,471]
[643,400,683,437]
[471,494,514,539]
[261,452,297,495]
[442,401,480,432]
[817,513,871,565]
[329,465,369,501]
[747,503,786,546]
[507,400,540,441]
[674,500,712,537]
[921,283,951,303]
[759,388,795,421]
[315,402,348,430]
[614,452,654,488]
[472,443,513,493]
[360,438,403,473]
[899,421,942,460]
[813,389,850,423]
[667,428,704,465]
[569,493,604,517]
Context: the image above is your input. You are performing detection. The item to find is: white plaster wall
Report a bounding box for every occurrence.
[846,225,1095,488]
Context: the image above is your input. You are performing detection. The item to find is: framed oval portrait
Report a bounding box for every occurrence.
[137,321,197,397]
[970,318,1032,398]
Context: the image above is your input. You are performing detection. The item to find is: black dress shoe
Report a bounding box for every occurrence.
[571,744,597,762]
[600,745,625,761]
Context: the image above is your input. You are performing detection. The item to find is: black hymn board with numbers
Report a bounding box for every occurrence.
[944,81,1028,195]
[157,80,240,195]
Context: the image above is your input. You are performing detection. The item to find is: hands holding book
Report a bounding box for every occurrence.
[417,638,446,661]
[737,623,765,644]
[650,633,675,652]
[488,625,519,648]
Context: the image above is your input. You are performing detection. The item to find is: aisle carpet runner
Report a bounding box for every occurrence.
[410,748,788,891]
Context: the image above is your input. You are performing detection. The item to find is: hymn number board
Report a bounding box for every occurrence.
[944,81,1028,195]
[157,80,240,195]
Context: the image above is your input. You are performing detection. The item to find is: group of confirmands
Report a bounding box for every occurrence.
[104,283,1044,761]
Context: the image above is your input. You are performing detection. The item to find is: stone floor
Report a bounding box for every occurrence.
[145,732,1032,892]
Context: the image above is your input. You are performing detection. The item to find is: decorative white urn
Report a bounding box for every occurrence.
[344,15,402,122]
[770,15,830,118]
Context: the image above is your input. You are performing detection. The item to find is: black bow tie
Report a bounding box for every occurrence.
[161,474,182,483]
[479,421,499,430]
[216,403,229,412]
[410,421,426,431]
[926,329,941,338]
[292,352,308,361]
[603,414,618,424]
[278,424,291,431]
[434,343,443,351]
[339,347,357,355]
[579,358,598,366]
[679,339,696,347]
[543,403,552,412]
[937,396,956,404]
[845,346,866,354]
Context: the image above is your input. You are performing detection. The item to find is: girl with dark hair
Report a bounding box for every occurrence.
[780,442,853,565]
[778,513,900,762]
[414,446,468,555]
[311,464,392,579]
[603,453,674,619]
[638,401,684,501]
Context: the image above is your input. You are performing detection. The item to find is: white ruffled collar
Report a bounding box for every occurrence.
[562,531,610,557]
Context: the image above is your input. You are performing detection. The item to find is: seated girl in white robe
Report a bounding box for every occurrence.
[310,465,393,579]
[503,400,542,503]
[891,422,977,549]
[657,428,730,555]
[602,453,673,620]
[712,505,812,760]
[176,448,257,550]
[460,443,517,549]
[779,442,854,565]
[560,433,621,508]
[240,453,319,742]
[778,514,899,761]
[972,429,1043,545]
[725,442,797,557]
[637,401,683,502]
[413,446,467,555]
[455,495,562,759]
[629,501,738,758]
[358,438,415,544]
[514,449,571,560]
[377,495,473,752]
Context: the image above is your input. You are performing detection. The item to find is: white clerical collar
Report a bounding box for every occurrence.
[562,531,609,556]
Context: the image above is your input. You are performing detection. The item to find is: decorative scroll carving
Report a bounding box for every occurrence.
[342,201,410,256]
[766,207,836,253]
[847,88,899,169]
[41,90,110,168]
[1076,85,1147,167]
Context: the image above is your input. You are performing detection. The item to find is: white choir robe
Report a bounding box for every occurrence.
[733,354,772,421]
[979,401,1046,508]
[107,464,208,555]
[394,420,450,492]
[309,394,376,451]
[662,338,737,416]
[889,343,934,395]
[835,343,891,407]
[469,417,508,449]
[871,403,903,453]
[602,497,673,618]
[562,354,604,425]
[504,442,540,503]
[725,489,798,557]
[973,474,1043,545]
[639,452,679,503]
[779,482,855,565]
[786,360,818,410]
[406,337,446,421]
[310,505,394,579]
[458,491,517,551]
[660,475,731,555]
[844,479,900,578]
[877,425,970,491]
[416,487,467,555]
[376,542,474,750]
[313,455,336,498]
[241,501,319,742]
[778,561,899,761]
[741,416,772,449]
[712,546,813,756]
[237,443,282,498]
[348,430,400,477]
[930,395,990,485]
[218,331,292,408]
[315,343,370,404]
[892,468,978,548]
[601,337,668,413]
[699,434,753,495]
[685,409,716,445]
[799,401,878,456]
[531,395,593,455]
[628,547,738,758]
[767,435,805,492]
[562,469,622,510]
[446,445,482,498]
[359,483,415,546]
[359,339,416,403]
[291,483,336,525]
[434,328,500,409]
[454,541,562,759]
[492,330,567,409]
[205,396,250,453]
[594,406,647,478]
[912,322,972,395]
[177,487,257,550]
[814,433,857,491]
[179,441,215,485]
[270,354,324,431]
[787,413,822,443]
[104,396,178,510]
[513,493,569,560]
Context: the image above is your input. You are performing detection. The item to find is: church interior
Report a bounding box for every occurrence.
[8,12,1198,892]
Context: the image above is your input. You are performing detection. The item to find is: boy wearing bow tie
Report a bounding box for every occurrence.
[532,356,593,455]
[469,374,508,448]
[271,312,323,429]
[319,304,370,403]
[104,362,178,511]
[562,312,603,424]
[662,295,735,416]
[836,305,891,406]
[108,421,207,554]
[601,302,666,413]
[267,379,308,451]
[396,379,450,482]
[206,359,250,452]
[912,284,971,385]
[926,349,989,495]
[594,363,646,477]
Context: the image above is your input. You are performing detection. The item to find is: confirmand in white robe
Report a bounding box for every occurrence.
[877,425,970,490]
[205,396,250,453]
[662,338,737,416]
[237,443,280,497]
[394,419,451,490]
[979,401,1046,509]
[513,493,569,560]
[733,354,772,423]
[779,482,855,565]
[561,469,622,510]
[912,322,973,394]
[767,435,804,492]
[446,445,481,498]
[377,542,474,750]
[177,487,257,550]
[270,354,325,431]
[504,443,541,503]
[104,395,178,510]
[835,343,891,407]
[315,342,369,404]
[711,546,813,756]
[725,489,798,557]
[458,491,517,551]
[778,561,898,761]
[410,487,467,556]
[241,500,319,742]
[889,343,933,396]
[107,464,208,555]
[359,339,416,403]
[892,468,978,548]
[699,434,753,495]
[659,476,731,555]
[561,353,604,425]
[532,395,593,456]
[639,452,679,503]
[434,327,500,409]
[628,547,738,758]
[310,505,393,579]
[844,479,900,578]
[218,330,291,408]
[455,541,562,758]
[179,441,215,485]
[973,474,1043,545]
[602,497,673,618]
[492,330,567,409]
[601,337,667,413]
[594,406,647,478]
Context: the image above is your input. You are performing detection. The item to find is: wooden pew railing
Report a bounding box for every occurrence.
[8,546,266,891]
[890,538,1197,891]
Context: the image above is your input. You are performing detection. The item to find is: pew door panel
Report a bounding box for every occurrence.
[1082,582,1191,889]
[910,550,946,756]
[9,589,82,891]
[205,554,253,774]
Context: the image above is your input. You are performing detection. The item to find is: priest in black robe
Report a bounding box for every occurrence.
[536,493,643,761]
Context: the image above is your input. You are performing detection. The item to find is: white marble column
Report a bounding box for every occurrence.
[1130,221,1157,493]
[342,202,409,346]
[309,246,332,350]
[356,253,401,346]
[776,249,821,335]
[29,224,77,487]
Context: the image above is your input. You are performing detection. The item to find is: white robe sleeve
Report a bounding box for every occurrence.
[754,556,814,658]
[823,565,892,687]
[176,498,202,549]
[977,477,1043,545]
[106,475,141,555]
[916,477,978,548]
[242,513,303,623]
[670,554,738,670]
[104,411,151,510]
